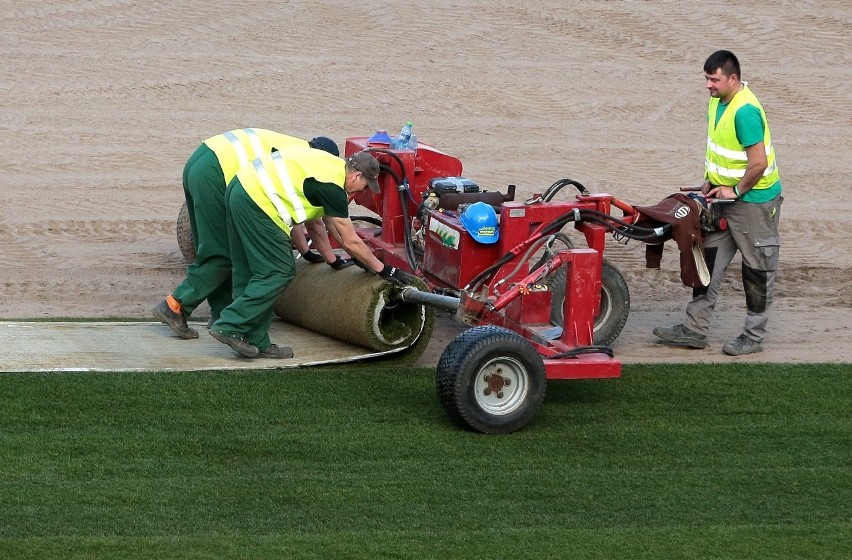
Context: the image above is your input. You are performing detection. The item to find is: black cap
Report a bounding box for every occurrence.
[308,136,339,157]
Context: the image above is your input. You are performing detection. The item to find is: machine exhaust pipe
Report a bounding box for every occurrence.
[394,286,460,313]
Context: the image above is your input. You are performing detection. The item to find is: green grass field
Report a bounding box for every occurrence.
[1,364,849,559]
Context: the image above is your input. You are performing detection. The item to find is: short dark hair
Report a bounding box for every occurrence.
[704,50,741,79]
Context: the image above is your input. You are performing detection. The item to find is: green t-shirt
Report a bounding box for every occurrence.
[303,179,349,218]
[715,101,782,202]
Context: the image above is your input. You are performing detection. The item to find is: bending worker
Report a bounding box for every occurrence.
[154,128,343,340]
[654,50,783,356]
[209,147,407,359]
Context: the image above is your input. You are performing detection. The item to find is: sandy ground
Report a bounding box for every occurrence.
[1,1,850,366]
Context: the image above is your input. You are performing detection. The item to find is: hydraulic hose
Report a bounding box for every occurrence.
[465,206,671,292]
[365,147,419,270]
[546,345,615,359]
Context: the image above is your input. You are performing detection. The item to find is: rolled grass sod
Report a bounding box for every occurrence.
[0,363,849,559]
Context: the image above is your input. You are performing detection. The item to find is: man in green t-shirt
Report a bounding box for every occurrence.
[654,50,783,356]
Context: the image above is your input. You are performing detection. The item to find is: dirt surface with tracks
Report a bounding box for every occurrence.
[1,1,850,366]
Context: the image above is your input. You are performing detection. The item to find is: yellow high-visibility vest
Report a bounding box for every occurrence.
[705,85,780,191]
[203,128,308,183]
[236,147,346,234]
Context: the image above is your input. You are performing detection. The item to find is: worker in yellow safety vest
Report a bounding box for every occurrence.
[209,147,409,359]
[154,128,342,340]
[654,50,783,356]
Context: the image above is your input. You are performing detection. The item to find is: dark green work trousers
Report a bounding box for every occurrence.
[212,179,295,351]
[172,144,233,318]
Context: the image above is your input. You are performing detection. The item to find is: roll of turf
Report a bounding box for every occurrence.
[273,261,435,359]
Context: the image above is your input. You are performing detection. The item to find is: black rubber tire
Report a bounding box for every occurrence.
[176,202,195,264]
[545,259,630,347]
[436,325,547,434]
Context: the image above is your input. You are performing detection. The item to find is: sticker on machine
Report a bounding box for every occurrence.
[428,217,461,250]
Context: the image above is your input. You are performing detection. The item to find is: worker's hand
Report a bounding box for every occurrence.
[328,256,354,270]
[378,264,412,286]
[300,250,325,264]
[707,185,738,200]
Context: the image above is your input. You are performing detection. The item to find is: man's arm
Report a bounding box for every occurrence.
[303,218,337,263]
[325,215,384,272]
[737,141,769,196]
[708,141,767,200]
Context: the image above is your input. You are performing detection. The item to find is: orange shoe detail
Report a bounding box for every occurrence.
[166,294,182,314]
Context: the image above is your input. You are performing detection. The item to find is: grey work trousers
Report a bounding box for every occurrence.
[685,195,783,342]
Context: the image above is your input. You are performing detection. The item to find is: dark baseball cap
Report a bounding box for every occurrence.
[347,151,381,193]
[308,136,339,157]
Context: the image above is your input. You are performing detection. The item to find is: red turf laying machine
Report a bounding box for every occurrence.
[343,136,688,434]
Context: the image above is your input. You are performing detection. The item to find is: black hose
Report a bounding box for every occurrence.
[465,207,670,291]
[349,215,383,227]
[399,180,418,269]
[363,147,419,270]
[546,345,615,359]
[379,163,401,188]
[365,147,408,184]
[542,178,590,200]
[538,209,670,240]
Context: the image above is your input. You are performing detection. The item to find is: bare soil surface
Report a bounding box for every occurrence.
[2,1,850,366]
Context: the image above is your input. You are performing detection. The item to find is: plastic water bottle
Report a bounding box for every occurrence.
[394,121,414,149]
[405,132,417,150]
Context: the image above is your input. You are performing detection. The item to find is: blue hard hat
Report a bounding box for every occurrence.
[460,201,499,244]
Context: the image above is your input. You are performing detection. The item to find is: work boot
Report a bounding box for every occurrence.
[258,344,294,359]
[209,329,259,358]
[153,298,199,339]
[652,323,707,349]
[722,334,763,356]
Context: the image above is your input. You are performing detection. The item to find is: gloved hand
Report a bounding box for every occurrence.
[378,264,412,286]
[300,250,325,264]
[328,256,354,270]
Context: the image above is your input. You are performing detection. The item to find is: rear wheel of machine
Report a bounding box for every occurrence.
[436,325,547,434]
[545,259,630,347]
[176,202,195,263]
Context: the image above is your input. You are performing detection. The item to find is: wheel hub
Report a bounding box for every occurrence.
[474,359,528,415]
[483,369,512,398]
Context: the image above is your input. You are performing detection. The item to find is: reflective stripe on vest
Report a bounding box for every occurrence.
[223,128,265,168]
[251,154,294,231]
[704,84,780,189]
[705,155,778,179]
[236,147,346,234]
[203,129,308,183]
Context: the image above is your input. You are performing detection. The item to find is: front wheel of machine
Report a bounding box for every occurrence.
[436,325,547,435]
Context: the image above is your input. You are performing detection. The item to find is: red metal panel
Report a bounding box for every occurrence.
[422,211,500,289]
[560,250,598,347]
[542,354,622,380]
[505,289,552,325]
